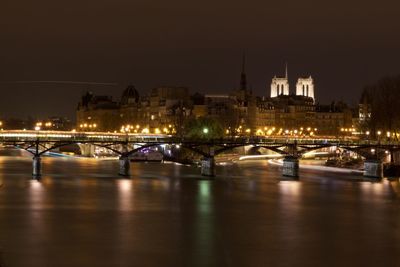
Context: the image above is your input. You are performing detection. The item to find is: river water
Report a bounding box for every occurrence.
[0,149,399,267]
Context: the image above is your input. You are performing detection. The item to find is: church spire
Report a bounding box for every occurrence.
[242,51,246,73]
[285,62,288,79]
[240,51,247,91]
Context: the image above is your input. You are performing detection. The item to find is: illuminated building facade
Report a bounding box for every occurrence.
[76,64,354,135]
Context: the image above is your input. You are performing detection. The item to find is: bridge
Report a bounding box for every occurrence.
[0,130,399,179]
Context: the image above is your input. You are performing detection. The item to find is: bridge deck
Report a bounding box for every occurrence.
[0,130,398,147]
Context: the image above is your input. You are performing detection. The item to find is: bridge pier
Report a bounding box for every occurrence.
[119,155,130,176]
[282,156,299,177]
[32,155,42,178]
[78,143,96,157]
[364,159,383,178]
[201,156,216,177]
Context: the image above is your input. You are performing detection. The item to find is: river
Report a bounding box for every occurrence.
[0,149,399,266]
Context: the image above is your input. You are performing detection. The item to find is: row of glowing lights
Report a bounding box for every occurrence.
[77,123,319,136]
[11,122,400,139]
[231,126,318,136]
[367,130,400,138]
[0,133,72,138]
[79,123,97,129]
[6,126,400,139]
[34,121,59,131]
[0,131,114,138]
[0,121,61,131]
[7,121,182,135]
[340,128,356,132]
[0,128,166,137]
[36,122,55,127]
[0,132,157,138]
[120,124,175,134]
[341,128,399,138]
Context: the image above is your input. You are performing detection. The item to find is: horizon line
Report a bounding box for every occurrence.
[0,81,118,86]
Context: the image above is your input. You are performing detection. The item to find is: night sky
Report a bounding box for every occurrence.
[1,0,400,119]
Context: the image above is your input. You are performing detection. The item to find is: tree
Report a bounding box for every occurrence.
[183,117,224,140]
[361,75,400,139]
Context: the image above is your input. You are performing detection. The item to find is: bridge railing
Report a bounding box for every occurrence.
[0,130,398,146]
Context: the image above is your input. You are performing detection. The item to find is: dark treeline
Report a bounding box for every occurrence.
[361,74,400,138]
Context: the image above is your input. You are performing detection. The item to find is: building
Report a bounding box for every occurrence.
[314,102,353,134]
[76,92,120,131]
[358,89,371,131]
[296,77,315,102]
[76,61,354,136]
[261,66,352,135]
[270,65,289,97]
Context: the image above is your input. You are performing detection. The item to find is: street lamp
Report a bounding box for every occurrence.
[377,130,382,143]
[203,127,209,134]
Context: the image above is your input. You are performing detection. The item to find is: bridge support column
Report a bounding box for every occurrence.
[32,155,42,178]
[78,143,96,157]
[119,155,130,177]
[201,156,215,177]
[282,156,299,177]
[364,159,383,178]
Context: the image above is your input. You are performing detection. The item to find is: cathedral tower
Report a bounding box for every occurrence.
[270,63,289,97]
[296,76,315,102]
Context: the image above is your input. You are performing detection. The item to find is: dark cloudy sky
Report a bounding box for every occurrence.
[1,0,400,119]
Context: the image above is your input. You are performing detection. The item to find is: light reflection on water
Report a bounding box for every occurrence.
[192,180,216,266]
[278,180,302,197]
[27,179,46,266]
[360,180,385,196]
[117,179,133,211]
[28,179,47,212]
[0,154,399,266]
[277,180,302,265]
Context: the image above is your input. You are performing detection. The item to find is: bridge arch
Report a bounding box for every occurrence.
[13,141,165,157]
[249,145,289,156]
[297,144,374,159]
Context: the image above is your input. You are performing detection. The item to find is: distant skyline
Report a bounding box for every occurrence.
[1,0,399,118]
